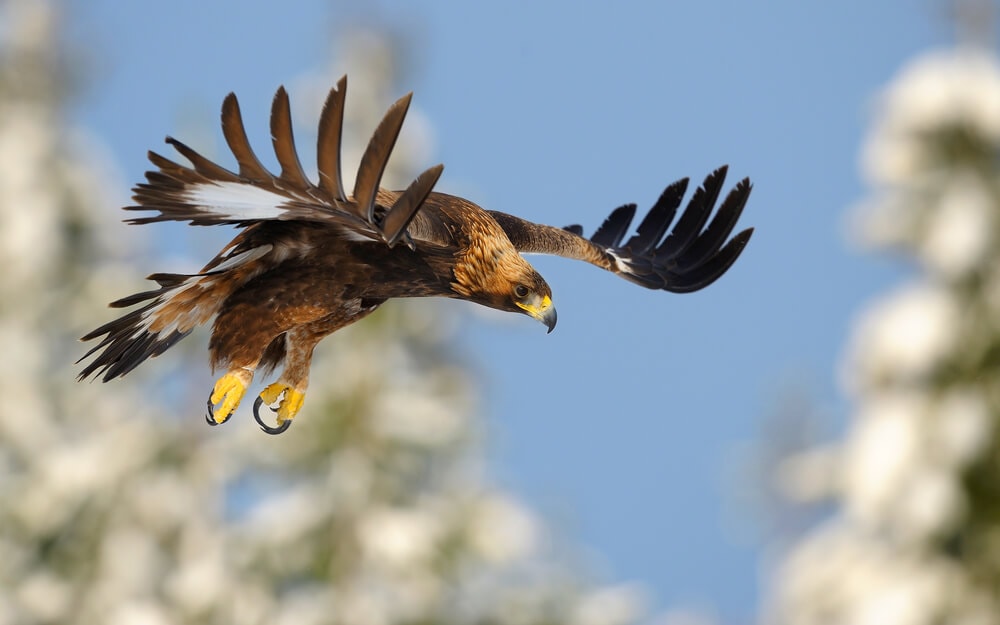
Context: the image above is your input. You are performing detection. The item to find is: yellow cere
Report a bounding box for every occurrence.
[516,294,552,318]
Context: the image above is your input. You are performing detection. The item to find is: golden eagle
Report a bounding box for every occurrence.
[78,77,754,434]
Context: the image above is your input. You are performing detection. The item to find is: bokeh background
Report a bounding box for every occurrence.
[3,0,1000,623]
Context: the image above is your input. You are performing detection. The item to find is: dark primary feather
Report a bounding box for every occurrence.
[622,177,688,255]
[655,167,725,262]
[489,165,753,294]
[353,92,412,224]
[270,86,312,189]
[590,204,637,248]
[382,164,445,247]
[316,76,348,202]
[221,92,272,182]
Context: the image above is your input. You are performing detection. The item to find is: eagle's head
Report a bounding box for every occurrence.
[452,238,557,333]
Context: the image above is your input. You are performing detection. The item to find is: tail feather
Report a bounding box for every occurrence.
[80,237,275,382]
[78,274,220,382]
[77,295,192,382]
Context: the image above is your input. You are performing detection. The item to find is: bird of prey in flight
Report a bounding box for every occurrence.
[78,76,754,434]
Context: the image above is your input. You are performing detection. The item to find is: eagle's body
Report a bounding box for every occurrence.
[78,77,754,433]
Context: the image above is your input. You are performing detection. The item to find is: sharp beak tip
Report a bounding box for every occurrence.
[543,307,557,334]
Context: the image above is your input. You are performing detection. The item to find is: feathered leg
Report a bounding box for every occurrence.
[253,327,321,434]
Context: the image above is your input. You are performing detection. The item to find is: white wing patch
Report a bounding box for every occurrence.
[607,249,629,273]
[184,181,290,221]
[211,244,273,272]
[340,229,376,243]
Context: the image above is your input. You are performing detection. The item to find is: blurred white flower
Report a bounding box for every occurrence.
[771,40,1000,625]
[324,448,375,508]
[844,283,958,389]
[842,390,967,541]
[920,176,993,278]
[571,584,646,625]
[650,609,719,625]
[17,571,71,623]
[370,387,466,447]
[0,107,59,282]
[863,49,1000,186]
[842,391,923,528]
[772,521,960,625]
[895,465,965,541]
[775,445,840,503]
[850,192,916,250]
[466,493,539,563]
[99,527,164,595]
[242,484,334,546]
[930,388,992,469]
[106,601,171,625]
[358,505,443,571]
[271,587,336,625]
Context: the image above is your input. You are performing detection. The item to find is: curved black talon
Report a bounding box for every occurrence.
[205,396,233,426]
[253,395,291,435]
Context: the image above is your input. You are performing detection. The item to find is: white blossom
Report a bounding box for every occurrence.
[466,494,539,563]
[370,385,467,447]
[843,283,958,389]
[862,49,1000,186]
[775,445,839,503]
[920,176,994,277]
[769,42,1000,625]
[359,505,444,571]
[570,584,646,625]
[771,522,964,625]
[841,391,923,529]
[930,388,992,468]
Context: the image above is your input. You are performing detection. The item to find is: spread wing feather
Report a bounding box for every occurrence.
[382,164,445,247]
[489,166,753,294]
[590,204,636,248]
[316,76,348,202]
[353,92,412,224]
[80,80,450,381]
[270,86,312,190]
[220,92,272,182]
[623,177,687,254]
[125,77,443,250]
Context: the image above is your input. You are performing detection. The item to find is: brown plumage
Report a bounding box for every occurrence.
[77,76,754,433]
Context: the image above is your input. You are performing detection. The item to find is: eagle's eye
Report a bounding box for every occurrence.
[514,284,529,299]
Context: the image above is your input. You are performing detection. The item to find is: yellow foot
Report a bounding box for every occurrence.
[254,383,305,434]
[206,371,250,425]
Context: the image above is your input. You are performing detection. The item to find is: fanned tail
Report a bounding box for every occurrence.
[77,275,203,382]
[78,243,273,381]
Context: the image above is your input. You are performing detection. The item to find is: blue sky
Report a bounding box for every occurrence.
[72,1,948,620]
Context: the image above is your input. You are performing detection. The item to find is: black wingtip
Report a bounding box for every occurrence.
[590,203,637,248]
[594,167,753,293]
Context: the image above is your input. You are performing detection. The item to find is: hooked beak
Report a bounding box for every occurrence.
[540,304,557,333]
[518,294,558,334]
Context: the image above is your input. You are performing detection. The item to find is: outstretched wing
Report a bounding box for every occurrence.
[128,76,443,249]
[489,166,753,293]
